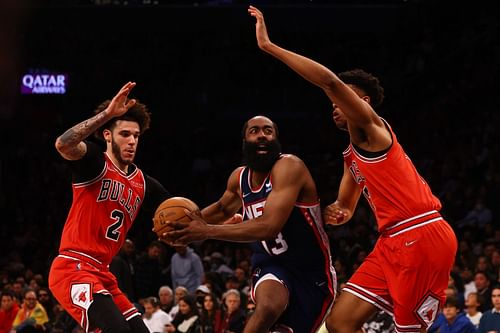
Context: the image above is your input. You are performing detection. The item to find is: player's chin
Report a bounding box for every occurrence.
[122,155,135,164]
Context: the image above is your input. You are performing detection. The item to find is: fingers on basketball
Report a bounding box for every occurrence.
[153,197,200,241]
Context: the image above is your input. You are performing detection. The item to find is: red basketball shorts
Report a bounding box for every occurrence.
[48,255,140,332]
[343,219,457,332]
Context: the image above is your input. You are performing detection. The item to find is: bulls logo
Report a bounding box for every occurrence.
[415,293,440,327]
[348,161,365,184]
[71,283,92,310]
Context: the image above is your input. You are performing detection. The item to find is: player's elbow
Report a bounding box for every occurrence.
[54,137,66,154]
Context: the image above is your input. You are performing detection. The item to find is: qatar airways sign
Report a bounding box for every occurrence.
[21,73,68,94]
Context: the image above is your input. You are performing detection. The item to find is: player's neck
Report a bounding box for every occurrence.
[250,169,269,188]
[107,150,129,173]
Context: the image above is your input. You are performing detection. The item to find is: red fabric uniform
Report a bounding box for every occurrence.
[49,153,145,331]
[342,120,457,332]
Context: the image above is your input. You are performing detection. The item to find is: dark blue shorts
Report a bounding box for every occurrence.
[251,262,335,333]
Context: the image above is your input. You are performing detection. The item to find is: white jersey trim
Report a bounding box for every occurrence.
[105,152,139,179]
[385,210,439,230]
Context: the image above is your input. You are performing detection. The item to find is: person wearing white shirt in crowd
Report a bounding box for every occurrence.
[142,297,172,333]
[465,292,483,328]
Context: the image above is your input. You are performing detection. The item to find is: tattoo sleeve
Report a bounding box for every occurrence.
[55,110,111,160]
[58,111,110,147]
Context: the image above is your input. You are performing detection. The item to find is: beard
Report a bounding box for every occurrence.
[242,139,282,172]
[111,139,133,166]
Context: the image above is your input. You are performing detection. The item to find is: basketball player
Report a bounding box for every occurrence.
[165,115,336,333]
[48,82,172,333]
[247,6,457,333]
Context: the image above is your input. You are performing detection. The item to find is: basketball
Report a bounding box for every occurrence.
[153,197,200,239]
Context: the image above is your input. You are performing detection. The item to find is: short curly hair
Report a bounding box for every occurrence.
[338,69,385,108]
[93,99,151,141]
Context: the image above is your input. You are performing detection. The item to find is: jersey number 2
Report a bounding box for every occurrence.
[106,209,124,242]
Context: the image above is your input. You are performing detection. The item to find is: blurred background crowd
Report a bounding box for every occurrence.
[0,0,499,332]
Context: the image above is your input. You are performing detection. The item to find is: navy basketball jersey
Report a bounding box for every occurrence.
[239,166,333,272]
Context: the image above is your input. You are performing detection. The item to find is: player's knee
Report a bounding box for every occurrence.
[88,294,132,333]
[254,300,286,322]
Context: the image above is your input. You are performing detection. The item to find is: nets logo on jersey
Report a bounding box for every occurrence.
[244,200,266,219]
[96,179,141,220]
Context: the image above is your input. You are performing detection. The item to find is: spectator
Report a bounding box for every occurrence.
[36,288,54,324]
[209,253,233,280]
[220,289,245,333]
[199,293,223,333]
[110,238,137,302]
[166,295,201,333]
[169,287,188,320]
[475,271,493,312]
[135,241,164,301]
[142,296,172,333]
[465,292,483,328]
[11,281,24,305]
[159,286,175,314]
[478,285,500,333]
[50,303,78,333]
[0,291,19,333]
[171,246,204,293]
[11,290,48,333]
[431,295,476,333]
[224,276,247,309]
[195,285,211,309]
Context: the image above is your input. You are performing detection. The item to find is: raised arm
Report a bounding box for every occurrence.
[323,162,362,225]
[54,82,137,160]
[166,156,308,245]
[248,6,387,143]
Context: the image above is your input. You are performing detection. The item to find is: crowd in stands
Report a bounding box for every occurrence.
[1,2,499,332]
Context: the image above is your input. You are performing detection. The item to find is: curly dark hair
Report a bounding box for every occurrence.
[93,99,151,141]
[338,69,385,108]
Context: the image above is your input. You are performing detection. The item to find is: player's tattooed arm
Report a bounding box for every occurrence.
[55,81,137,161]
[55,111,112,161]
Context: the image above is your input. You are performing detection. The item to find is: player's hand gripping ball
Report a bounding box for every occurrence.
[153,197,200,242]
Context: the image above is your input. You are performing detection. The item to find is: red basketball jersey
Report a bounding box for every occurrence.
[343,120,441,232]
[58,153,145,266]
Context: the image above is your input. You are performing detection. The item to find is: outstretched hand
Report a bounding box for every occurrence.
[106,81,137,118]
[163,210,210,246]
[248,6,272,50]
[323,203,349,225]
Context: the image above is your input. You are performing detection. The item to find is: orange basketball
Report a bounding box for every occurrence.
[153,197,200,240]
